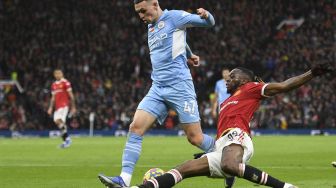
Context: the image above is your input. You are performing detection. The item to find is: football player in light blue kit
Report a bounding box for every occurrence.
[211,67,231,118]
[98,0,216,187]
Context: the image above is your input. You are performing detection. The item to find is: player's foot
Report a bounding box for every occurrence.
[98,174,127,188]
[59,138,72,148]
[284,183,298,188]
[225,177,235,188]
[332,161,336,167]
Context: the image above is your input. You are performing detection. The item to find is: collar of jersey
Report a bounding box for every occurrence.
[148,9,168,27]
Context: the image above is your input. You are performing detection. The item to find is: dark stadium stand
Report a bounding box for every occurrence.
[0,0,335,132]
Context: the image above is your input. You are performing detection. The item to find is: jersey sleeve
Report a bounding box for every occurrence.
[51,84,56,95]
[246,82,270,99]
[64,81,72,91]
[215,81,220,93]
[171,10,215,29]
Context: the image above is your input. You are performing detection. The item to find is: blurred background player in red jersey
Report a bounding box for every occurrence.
[47,69,76,148]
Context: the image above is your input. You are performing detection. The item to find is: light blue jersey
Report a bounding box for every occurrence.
[215,79,230,106]
[138,9,215,124]
[148,9,215,86]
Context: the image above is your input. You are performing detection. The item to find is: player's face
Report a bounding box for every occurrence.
[222,69,230,81]
[134,1,157,24]
[54,70,63,81]
[226,69,242,94]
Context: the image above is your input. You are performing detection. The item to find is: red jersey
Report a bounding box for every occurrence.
[51,78,72,110]
[217,82,268,139]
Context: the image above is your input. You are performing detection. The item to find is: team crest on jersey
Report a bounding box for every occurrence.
[158,21,165,29]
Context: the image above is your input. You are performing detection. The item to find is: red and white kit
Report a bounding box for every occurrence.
[206,82,269,178]
[51,78,72,122]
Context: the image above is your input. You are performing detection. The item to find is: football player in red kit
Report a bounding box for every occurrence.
[126,63,332,188]
[48,69,76,148]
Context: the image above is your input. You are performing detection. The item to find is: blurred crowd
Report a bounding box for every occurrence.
[0,0,335,132]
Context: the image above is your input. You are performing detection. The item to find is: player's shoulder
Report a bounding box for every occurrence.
[216,79,225,85]
[61,78,71,85]
[243,82,264,90]
[167,9,191,17]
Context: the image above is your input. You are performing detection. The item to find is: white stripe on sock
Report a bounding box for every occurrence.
[263,173,268,185]
[148,179,159,188]
[124,149,141,154]
[167,169,182,183]
[260,172,265,184]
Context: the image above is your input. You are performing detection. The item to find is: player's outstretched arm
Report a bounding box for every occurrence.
[173,8,215,29]
[264,62,333,96]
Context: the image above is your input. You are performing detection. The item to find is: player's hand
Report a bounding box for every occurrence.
[47,108,52,115]
[187,54,200,67]
[197,8,209,19]
[311,62,333,77]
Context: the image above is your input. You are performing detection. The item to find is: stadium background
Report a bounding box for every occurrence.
[1,0,335,133]
[0,1,336,188]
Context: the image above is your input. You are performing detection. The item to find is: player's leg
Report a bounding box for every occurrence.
[99,110,158,187]
[120,109,157,184]
[99,85,168,187]
[53,107,71,148]
[167,80,215,153]
[181,122,214,152]
[134,156,210,188]
[220,132,296,188]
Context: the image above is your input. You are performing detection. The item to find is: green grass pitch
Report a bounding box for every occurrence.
[0,136,335,188]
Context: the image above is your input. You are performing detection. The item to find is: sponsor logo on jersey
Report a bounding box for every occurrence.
[158,21,165,29]
[220,100,238,112]
[148,33,168,50]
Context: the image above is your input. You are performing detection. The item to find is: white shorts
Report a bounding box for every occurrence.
[205,128,254,178]
[53,106,69,123]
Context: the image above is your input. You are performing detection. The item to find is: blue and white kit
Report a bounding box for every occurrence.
[138,9,215,124]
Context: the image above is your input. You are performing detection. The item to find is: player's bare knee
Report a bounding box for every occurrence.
[187,134,202,146]
[129,121,145,136]
[55,119,63,126]
[220,160,239,176]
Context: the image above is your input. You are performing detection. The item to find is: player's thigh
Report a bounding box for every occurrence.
[135,85,168,134]
[130,110,157,135]
[175,156,210,178]
[165,80,200,124]
[53,107,69,124]
[220,129,254,173]
[206,128,253,177]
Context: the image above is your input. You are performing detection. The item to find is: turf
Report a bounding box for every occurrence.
[0,136,335,188]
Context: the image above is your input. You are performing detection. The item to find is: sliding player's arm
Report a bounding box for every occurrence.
[264,63,333,96]
[47,94,55,115]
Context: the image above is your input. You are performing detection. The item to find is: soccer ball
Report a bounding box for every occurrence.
[143,168,165,183]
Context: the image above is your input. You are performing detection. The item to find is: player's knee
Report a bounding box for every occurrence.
[55,119,63,126]
[129,120,146,136]
[220,160,239,176]
[187,134,203,146]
